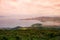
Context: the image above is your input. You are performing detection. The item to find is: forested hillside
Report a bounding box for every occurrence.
[0,24,60,40]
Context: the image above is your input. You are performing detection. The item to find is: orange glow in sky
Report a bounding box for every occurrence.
[0,0,60,18]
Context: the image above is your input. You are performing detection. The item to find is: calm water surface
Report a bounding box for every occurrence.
[0,19,41,28]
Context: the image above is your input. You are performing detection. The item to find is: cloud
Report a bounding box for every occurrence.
[0,16,5,17]
[0,0,60,18]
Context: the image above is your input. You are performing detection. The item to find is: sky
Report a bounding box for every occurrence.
[0,0,60,19]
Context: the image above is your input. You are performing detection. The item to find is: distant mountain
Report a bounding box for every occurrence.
[20,17,60,26]
[0,26,22,30]
[10,26,22,30]
[20,17,60,22]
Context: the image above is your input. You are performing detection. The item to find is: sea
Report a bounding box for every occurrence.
[0,18,41,28]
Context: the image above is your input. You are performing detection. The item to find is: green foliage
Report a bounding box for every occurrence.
[31,23,42,27]
[0,24,60,40]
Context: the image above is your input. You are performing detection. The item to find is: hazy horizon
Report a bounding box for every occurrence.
[0,0,60,19]
[0,0,60,28]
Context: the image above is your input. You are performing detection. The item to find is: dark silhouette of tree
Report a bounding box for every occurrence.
[11,26,22,30]
[31,23,42,27]
[1,37,8,40]
[15,36,22,40]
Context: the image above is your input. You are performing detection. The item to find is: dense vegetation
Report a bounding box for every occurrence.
[0,23,60,40]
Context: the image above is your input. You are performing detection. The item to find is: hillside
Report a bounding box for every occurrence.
[20,17,60,22]
[0,27,60,40]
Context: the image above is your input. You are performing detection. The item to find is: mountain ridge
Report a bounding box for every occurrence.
[20,16,60,22]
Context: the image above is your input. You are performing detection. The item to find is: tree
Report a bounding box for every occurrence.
[11,26,22,30]
[31,23,42,27]
[1,37,8,40]
[15,36,22,40]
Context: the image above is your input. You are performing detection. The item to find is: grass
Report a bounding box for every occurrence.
[0,26,60,40]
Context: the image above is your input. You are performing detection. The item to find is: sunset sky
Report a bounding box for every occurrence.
[0,0,60,19]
